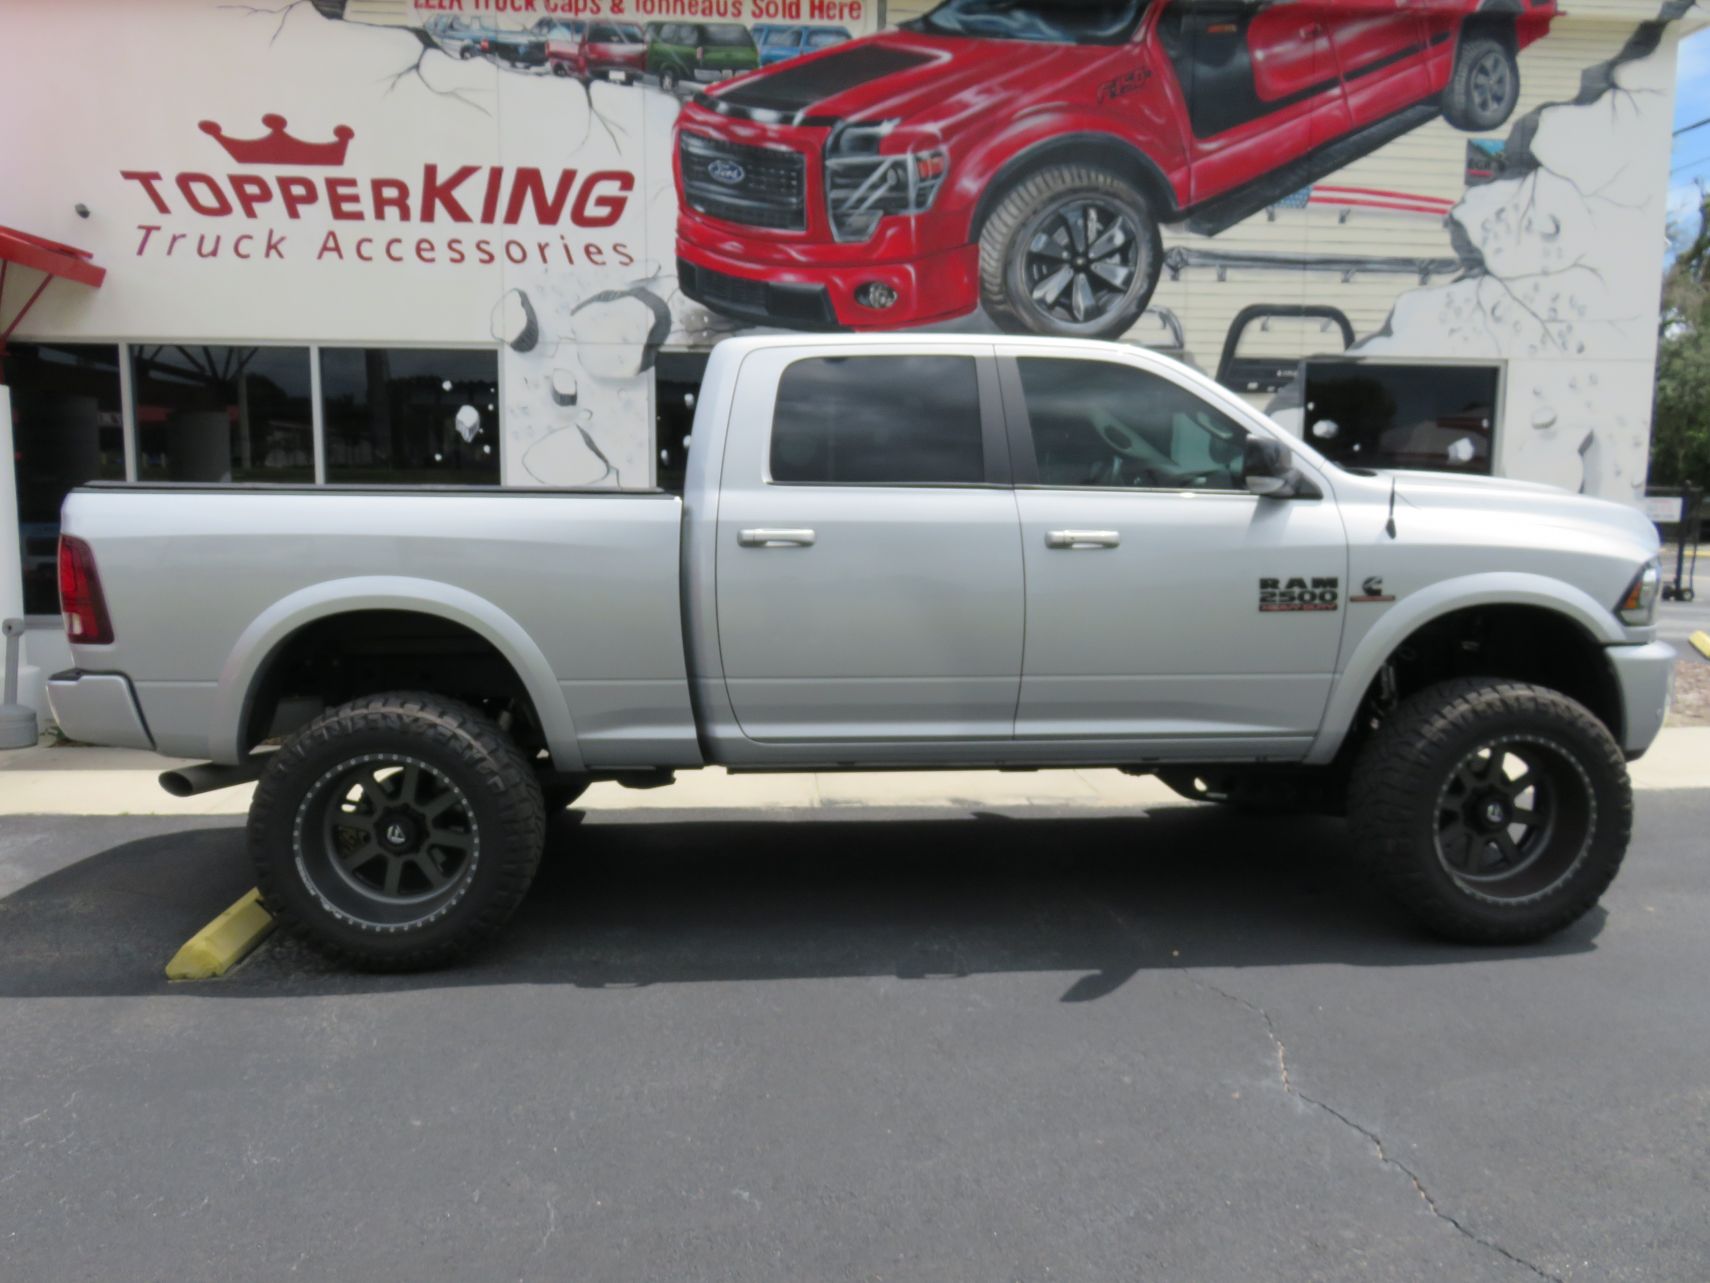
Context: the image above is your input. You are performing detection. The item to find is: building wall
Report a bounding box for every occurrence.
[2,0,1696,501]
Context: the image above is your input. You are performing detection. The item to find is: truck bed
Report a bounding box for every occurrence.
[58,483,700,769]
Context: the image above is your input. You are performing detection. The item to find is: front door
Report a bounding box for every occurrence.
[999,348,1347,750]
[714,345,1024,744]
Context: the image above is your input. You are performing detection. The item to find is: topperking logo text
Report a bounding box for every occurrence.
[120,113,637,269]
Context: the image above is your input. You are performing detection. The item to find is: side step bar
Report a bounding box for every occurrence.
[1176,103,1444,240]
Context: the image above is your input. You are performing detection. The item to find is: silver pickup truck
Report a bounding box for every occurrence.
[48,334,1673,968]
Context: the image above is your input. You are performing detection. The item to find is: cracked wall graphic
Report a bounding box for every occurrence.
[1313,0,1706,500]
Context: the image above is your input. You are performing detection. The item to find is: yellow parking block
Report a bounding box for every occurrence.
[1691,631,1710,661]
[165,889,275,981]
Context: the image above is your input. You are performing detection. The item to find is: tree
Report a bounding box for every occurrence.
[1652,188,1710,491]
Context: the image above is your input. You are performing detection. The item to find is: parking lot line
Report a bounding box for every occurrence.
[164,888,275,981]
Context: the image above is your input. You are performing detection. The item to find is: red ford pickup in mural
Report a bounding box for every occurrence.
[674,0,1555,338]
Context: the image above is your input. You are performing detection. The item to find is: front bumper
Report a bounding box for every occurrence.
[676,235,979,330]
[45,670,155,751]
[1607,641,1675,758]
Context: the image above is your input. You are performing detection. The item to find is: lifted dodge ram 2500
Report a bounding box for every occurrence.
[49,335,1671,969]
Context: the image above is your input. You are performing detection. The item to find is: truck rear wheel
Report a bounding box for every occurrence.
[1441,33,1520,132]
[1349,678,1631,943]
[978,163,1163,340]
[249,692,546,971]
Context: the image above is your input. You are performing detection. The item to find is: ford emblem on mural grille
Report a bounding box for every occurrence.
[707,158,746,185]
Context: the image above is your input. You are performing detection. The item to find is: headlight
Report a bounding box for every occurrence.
[1617,557,1662,626]
[824,119,947,242]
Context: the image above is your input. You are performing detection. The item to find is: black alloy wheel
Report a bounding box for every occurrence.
[298,753,481,929]
[1433,736,1594,904]
[1021,198,1145,330]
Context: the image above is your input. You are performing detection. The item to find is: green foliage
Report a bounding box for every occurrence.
[1652,190,1710,491]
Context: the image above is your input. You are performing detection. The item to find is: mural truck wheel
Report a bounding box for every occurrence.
[979,164,1162,340]
[1442,34,1520,132]
[248,692,546,971]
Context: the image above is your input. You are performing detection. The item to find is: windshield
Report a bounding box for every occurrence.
[702,24,757,48]
[909,0,1148,44]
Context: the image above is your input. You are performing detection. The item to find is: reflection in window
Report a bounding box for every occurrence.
[1303,362,1498,474]
[654,352,705,495]
[770,355,983,485]
[5,343,125,615]
[132,346,314,483]
[320,348,500,485]
[1016,357,1248,489]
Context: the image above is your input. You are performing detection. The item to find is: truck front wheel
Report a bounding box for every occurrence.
[1349,678,1631,944]
[978,163,1163,340]
[1441,33,1520,132]
[249,692,546,970]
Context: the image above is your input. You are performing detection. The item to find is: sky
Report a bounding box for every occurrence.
[1669,24,1710,250]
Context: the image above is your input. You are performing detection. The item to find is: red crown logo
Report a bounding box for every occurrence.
[198,114,354,166]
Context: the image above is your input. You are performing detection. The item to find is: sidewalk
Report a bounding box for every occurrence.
[1,729,1704,816]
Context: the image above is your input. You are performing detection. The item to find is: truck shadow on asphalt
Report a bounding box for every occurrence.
[0,804,1601,1000]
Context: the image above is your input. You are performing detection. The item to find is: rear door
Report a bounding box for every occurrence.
[1154,0,1350,204]
[999,346,1347,750]
[1321,0,1430,125]
[713,344,1025,744]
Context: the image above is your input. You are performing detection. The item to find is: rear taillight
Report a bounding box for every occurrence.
[58,535,113,645]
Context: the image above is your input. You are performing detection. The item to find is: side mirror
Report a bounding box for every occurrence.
[1243,436,1316,499]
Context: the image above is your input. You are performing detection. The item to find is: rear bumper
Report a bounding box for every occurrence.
[1607,641,1675,759]
[44,670,155,751]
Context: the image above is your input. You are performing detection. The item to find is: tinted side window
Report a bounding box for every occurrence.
[771,355,984,485]
[1015,358,1248,490]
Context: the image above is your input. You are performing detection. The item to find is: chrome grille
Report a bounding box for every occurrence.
[679,132,806,232]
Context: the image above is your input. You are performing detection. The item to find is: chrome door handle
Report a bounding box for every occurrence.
[1045,529,1120,549]
[738,528,816,548]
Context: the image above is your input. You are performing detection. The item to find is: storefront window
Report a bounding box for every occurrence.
[654,352,705,495]
[5,342,125,615]
[1303,362,1499,475]
[132,346,314,483]
[320,348,500,485]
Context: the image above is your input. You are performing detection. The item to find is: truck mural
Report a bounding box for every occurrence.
[674,0,1555,338]
[0,0,1697,507]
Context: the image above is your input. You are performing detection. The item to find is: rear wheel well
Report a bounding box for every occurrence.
[1359,605,1621,746]
[970,135,1177,242]
[243,610,545,754]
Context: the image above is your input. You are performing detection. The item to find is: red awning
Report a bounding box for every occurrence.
[0,225,105,289]
[1,225,106,351]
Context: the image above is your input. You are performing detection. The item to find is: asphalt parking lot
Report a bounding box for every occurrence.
[3,793,1708,1282]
